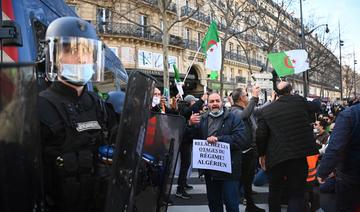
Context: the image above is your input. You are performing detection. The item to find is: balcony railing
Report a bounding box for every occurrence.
[236,76,247,84]
[224,50,264,68]
[141,0,177,13]
[96,22,182,46]
[182,39,199,51]
[180,6,211,24]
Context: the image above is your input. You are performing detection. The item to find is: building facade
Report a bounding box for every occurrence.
[65,0,341,99]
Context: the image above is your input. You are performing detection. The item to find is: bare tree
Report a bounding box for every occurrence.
[252,0,295,71]
[205,0,259,96]
[74,0,203,96]
[301,20,340,97]
[343,65,353,98]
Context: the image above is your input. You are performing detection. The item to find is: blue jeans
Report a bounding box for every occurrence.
[253,169,268,186]
[319,176,335,193]
[205,175,240,212]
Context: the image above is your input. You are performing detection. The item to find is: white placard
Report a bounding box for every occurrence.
[192,139,232,173]
[252,72,273,79]
[253,79,273,89]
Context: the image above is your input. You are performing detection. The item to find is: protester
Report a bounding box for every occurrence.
[305,154,320,212]
[230,86,265,212]
[151,87,178,114]
[176,94,207,199]
[317,102,360,211]
[187,92,248,212]
[256,81,320,212]
[313,119,330,150]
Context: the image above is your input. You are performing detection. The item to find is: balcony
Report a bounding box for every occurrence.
[180,6,211,24]
[141,0,177,13]
[225,51,247,63]
[182,39,199,51]
[224,51,264,68]
[96,22,182,46]
[236,76,247,84]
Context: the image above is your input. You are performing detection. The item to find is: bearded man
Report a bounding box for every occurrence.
[187,92,248,212]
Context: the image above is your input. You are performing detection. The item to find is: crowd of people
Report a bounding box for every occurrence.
[34,15,360,212]
[149,82,360,212]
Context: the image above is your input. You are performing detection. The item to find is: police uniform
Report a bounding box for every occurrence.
[39,81,117,212]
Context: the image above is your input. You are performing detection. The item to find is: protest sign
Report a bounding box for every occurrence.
[192,139,231,173]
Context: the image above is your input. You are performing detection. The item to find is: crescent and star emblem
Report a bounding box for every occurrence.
[207,40,218,52]
[284,56,295,68]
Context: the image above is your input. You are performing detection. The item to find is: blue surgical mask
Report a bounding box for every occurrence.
[209,108,224,118]
[60,64,94,86]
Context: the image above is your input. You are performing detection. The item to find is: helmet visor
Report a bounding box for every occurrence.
[46,37,105,84]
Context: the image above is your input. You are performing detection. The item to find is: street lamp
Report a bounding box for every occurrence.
[354,56,357,97]
[339,21,344,100]
[298,24,330,37]
[299,0,329,97]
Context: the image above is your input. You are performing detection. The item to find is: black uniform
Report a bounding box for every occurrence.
[38,81,117,212]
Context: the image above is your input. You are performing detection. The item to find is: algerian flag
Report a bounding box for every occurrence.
[173,64,184,96]
[201,21,222,72]
[268,49,309,77]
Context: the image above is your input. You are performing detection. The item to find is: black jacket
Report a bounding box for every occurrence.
[318,103,360,182]
[256,94,320,170]
[230,97,259,149]
[186,109,248,180]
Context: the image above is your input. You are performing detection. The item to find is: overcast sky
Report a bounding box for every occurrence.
[288,0,359,70]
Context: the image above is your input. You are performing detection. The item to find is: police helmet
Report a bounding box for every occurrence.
[45,16,105,86]
[106,91,126,114]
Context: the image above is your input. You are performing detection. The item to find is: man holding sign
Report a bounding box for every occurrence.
[187,93,248,212]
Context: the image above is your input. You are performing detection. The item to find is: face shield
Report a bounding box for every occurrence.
[46,36,105,86]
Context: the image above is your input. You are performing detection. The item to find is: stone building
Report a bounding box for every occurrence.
[65,0,341,99]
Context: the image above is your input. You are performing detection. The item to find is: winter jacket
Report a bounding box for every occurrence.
[230,97,259,149]
[256,94,320,170]
[317,103,360,182]
[186,109,248,180]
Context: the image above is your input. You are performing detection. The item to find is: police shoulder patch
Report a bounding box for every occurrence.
[76,121,102,132]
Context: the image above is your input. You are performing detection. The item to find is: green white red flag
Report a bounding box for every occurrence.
[201,21,222,73]
[173,64,184,96]
[268,49,309,77]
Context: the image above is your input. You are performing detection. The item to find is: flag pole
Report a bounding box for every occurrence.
[183,46,202,83]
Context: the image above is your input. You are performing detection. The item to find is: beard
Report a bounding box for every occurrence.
[210,107,220,113]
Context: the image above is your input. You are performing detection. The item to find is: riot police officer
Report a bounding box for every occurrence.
[38,17,117,212]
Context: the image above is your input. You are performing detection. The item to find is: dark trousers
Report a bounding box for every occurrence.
[177,141,192,188]
[205,175,240,212]
[305,181,320,212]
[335,177,360,212]
[268,158,308,212]
[240,148,257,206]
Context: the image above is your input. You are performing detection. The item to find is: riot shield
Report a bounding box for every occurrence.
[134,112,186,212]
[105,71,156,212]
[0,63,43,212]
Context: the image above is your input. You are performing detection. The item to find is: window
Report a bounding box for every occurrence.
[140,15,148,35]
[229,42,233,52]
[197,32,202,48]
[160,19,163,31]
[97,8,111,32]
[184,28,190,40]
[237,45,240,55]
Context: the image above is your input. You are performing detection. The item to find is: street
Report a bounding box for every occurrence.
[168,170,336,212]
